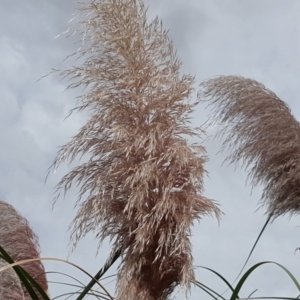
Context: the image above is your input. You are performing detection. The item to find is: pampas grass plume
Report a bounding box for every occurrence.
[0,201,48,299]
[199,75,300,219]
[50,1,221,299]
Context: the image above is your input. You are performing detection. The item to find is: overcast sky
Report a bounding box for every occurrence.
[1,1,300,299]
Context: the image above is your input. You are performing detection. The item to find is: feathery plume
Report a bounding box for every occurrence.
[0,259,24,300]
[50,0,221,298]
[0,200,48,299]
[199,75,300,219]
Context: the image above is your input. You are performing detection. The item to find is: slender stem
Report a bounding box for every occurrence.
[76,247,122,300]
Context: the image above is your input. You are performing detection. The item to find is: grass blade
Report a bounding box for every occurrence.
[230,261,300,300]
[194,280,225,300]
[197,266,236,295]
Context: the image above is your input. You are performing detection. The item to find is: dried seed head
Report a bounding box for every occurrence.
[0,201,48,299]
[0,259,24,300]
[199,75,300,219]
[50,0,221,298]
